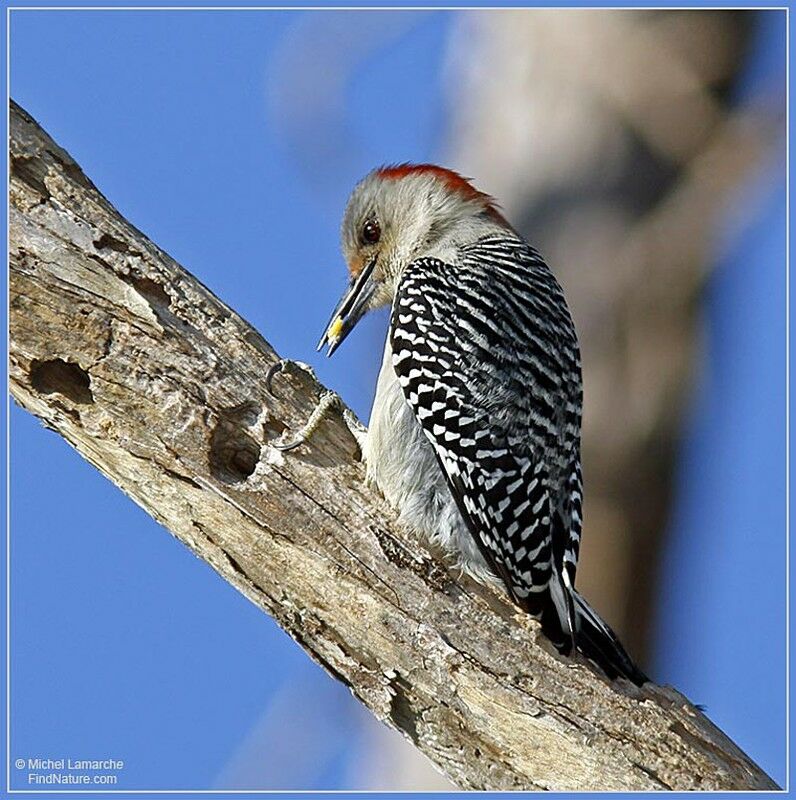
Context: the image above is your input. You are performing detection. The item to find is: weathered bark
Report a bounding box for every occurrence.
[8,99,777,791]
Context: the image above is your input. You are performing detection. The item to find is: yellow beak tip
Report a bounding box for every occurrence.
[328,316,344,342]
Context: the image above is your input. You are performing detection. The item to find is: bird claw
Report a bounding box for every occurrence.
[342,408,368,457]
[266,358,367,456]
[265,358,317,400]
[265,359,288,399]
[265,358,339,452]
[270,435,308,452]
[274,390,341,452]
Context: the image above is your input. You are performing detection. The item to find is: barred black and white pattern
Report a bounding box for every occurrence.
[389,234,583,627]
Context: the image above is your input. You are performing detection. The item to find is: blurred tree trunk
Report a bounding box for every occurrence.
[444,9,775,661]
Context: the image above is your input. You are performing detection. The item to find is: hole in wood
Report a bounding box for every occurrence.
[209,407,261,484]
[129,276,171,308]
[11,155,51,201]
[93,232,129,253]
[29,359,94,405]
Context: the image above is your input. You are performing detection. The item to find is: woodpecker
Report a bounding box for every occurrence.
[289,164,646,685]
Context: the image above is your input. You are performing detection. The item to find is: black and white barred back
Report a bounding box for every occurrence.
[390,233,646,685]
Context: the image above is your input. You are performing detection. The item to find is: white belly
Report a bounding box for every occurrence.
[365,337,495,583]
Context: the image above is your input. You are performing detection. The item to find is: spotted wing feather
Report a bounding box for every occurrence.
[389,236,583,621]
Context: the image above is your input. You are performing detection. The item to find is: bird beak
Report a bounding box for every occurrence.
[317,257,378,357]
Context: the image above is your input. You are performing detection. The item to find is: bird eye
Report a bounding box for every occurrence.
[362,219,381,245]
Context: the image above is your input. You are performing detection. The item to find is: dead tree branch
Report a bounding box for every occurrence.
[8,100,777,791]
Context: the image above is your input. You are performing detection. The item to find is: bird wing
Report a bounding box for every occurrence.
[389,236,583,615]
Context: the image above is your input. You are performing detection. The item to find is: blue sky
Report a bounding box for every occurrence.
[6,7,787,793]
[653,12,787,782]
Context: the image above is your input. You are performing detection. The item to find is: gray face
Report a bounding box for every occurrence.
[339,172,400,310]
[319,168,500,356]
[340,170,492,303]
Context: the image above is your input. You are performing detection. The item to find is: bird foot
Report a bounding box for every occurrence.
[265,359,367,456]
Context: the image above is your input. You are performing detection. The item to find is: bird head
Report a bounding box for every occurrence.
[318,164,510,356]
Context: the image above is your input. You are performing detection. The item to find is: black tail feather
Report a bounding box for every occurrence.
[572,591,648,686]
